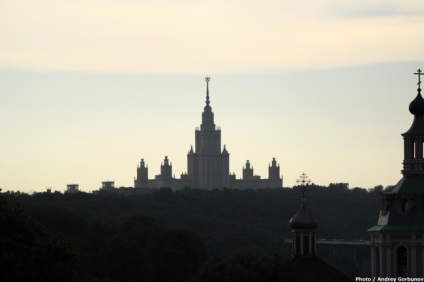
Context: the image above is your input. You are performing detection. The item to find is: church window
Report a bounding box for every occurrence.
[401,199,408,214]
[422,140,424,158]
[374,247,380,277]
[396,246,407,277]
[411,140,416,159]
[303,235,309,254]
[295,234,301,255]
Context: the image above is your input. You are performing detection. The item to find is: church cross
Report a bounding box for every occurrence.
[415,69,422,89]
[296,172,311,186]
[296,172,311,203]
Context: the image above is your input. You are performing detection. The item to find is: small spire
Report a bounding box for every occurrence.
[205,76,210,106]
[222,144,228,154]
[415,69,422,94]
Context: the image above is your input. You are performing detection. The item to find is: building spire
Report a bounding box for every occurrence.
[415,69,422,94]
[205,76,210,106]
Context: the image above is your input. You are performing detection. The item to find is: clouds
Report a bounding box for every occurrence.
[331,1,424,19]
[0,1,423,73]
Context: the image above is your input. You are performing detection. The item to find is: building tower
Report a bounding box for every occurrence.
[158,156,172,180]
[369,69,424,278]
[134,159,148,188]
[290,173,317,257]
[268,157,282,188]
[287,173,351,281]
[134,77,283,190]
[187,77,230,189]
[268,158,280,180]
[243,160,254,179]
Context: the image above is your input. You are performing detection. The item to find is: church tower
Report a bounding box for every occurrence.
[369,69,424,278]
[290,173,317,257]
[159,156,172,180]
[287,173,351,281]
[187,77,230,189]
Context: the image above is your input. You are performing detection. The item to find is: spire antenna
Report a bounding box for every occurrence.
[414,69,422,94]
[205,76,210,106]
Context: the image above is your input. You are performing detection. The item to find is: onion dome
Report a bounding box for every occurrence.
[289,204,317,230]
[290,174,317,230]
[409,69,424,116]
[409,92,424,116]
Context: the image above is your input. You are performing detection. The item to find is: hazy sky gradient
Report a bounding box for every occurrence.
[1,1,423,73]
[1,1,423,192]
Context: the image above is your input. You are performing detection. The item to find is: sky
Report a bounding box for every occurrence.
[1,0,424,192]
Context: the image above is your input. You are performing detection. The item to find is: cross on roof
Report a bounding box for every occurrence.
[296,172,311,203]
[414,69,422,89]
[296,172,311,186]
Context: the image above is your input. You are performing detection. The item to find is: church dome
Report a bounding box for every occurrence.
[409,92,424,116]
[289,205,317,230]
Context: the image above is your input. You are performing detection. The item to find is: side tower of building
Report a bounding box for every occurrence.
[268,157,283,187]
[229,158,283,189]
[369,69,424,278]
[134,159,148,188]
[187,77,230,189]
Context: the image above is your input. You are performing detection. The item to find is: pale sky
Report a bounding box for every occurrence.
[1,1,424,192]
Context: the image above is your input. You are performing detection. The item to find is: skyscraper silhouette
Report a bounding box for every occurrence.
[134,77,283,190]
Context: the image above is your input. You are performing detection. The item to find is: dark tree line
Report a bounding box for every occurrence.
[0,196,77,281]
[0,194,206,281]
[1,185,383,281]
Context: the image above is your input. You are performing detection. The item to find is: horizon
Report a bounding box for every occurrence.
[1,1,424,192]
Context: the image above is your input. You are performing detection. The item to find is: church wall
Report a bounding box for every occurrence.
[371,231,424,278]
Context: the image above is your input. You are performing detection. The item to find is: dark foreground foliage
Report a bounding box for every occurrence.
[0,194,206,281]
[191,254,298,282]
[2,185,382,280]
[0,196,77,281]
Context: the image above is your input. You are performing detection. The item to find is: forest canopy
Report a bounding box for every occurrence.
[1,185,382,281]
